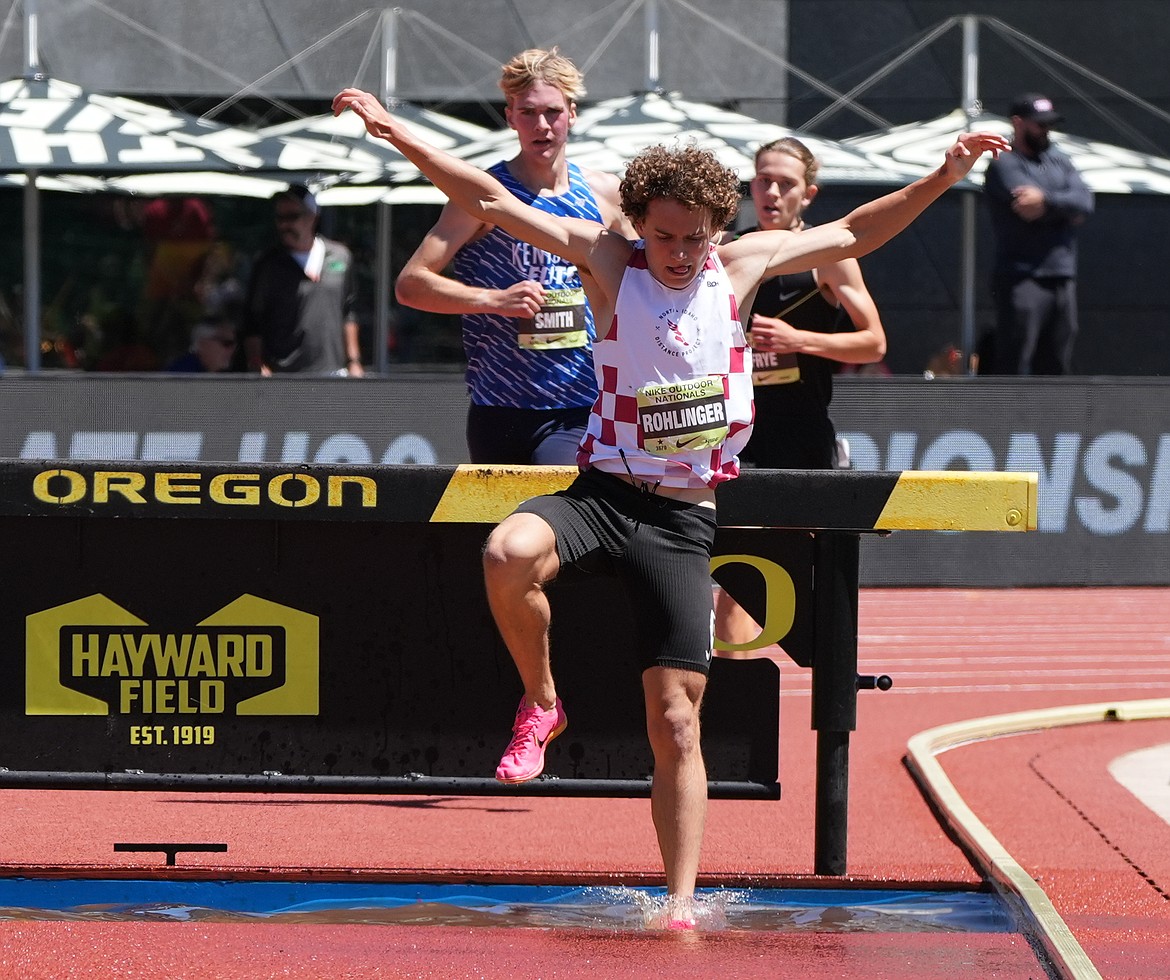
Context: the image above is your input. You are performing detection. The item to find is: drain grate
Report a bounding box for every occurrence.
[113,842,228,866]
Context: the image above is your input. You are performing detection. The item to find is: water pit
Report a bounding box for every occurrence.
[0,879,1014,933]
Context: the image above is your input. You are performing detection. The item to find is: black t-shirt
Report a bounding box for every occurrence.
[740,233,849,468]
[243,238,356,373]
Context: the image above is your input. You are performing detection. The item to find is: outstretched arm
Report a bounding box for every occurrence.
[723,132,1010,289]
[333,88,608,274]
[395,204,546,318]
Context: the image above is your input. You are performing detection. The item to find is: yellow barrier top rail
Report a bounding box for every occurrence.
[11,461,1038,533]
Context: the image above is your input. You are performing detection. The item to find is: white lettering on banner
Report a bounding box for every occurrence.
[281,432,310,462]
[886,431,919,471]
[72,432,139,459]
[838,429,1170,537]
[381,435,438,465]
[19,431,438,467]
[19,431,59,458]
[839,433,879,471]
[917,430,997,471]
[314,434,373,464]
[238,433,266,462]
[1145,435,1170,533]
[141,433,204,461]
[1078,432,1147,535]
[6,124,207,168]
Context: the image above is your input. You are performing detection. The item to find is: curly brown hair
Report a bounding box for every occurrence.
[619,144,742,231]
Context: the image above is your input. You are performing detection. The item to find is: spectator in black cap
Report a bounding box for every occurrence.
[982,93,1093,374]
[242,184,365,376]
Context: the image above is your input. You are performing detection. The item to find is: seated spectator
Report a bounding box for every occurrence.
[166,317,238,373]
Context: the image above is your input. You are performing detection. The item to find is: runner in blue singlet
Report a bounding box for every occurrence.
[396,47,633,463]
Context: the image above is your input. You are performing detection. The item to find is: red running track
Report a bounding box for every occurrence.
[2,587,1169,978]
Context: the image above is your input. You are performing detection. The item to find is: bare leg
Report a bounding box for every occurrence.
[483,512,561,708]
[642,665,708,903]
[713,587,762,660]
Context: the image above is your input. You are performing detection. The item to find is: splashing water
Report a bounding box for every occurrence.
[0,879,1012,934]
[596,886,737,931]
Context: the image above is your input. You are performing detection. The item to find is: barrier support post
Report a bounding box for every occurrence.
[811,530,861,876]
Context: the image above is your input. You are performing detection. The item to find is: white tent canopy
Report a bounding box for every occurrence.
[0,76,409,198]
[844,108,1170,195]
[0,75,256,172]
[257,101,490,204]
[258,101,488,187]
[0,76,372,175]
[455,91,924,187]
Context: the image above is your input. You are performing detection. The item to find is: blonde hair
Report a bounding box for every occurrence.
[620,144,742,231]
[755,137,820,186]
[498,47,586,104]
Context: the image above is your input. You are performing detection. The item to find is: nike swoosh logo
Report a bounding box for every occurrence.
[676,434,702,448]
[777,289,802,302]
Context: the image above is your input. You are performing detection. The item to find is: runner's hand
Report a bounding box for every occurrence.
[491,281,546,318]
[333,88,397,142]
[942,131,1011,181]
[749,314,802,354]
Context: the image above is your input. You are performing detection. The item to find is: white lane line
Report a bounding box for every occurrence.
[1108,743,1170,825]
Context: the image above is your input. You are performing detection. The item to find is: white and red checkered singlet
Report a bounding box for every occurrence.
[577,243,753,489]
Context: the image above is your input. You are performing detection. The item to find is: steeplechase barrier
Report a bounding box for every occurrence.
[0,460,1036,875]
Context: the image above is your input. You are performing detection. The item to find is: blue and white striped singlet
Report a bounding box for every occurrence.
[451,161,604,410]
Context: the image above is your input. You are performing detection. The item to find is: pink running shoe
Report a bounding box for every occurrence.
[495,697,567,783]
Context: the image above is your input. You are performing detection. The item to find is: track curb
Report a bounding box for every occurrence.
[905,697,1170,980]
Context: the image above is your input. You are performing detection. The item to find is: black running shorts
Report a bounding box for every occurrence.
[515,467,718,675]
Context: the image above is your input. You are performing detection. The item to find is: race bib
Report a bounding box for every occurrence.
[517,288,588,350]
[637,376,729,456]
[751,347,801,385]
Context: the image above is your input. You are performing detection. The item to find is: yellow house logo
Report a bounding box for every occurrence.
[26,594,318,716]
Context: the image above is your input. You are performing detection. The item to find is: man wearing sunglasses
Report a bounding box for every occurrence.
[983,93,1093,375]
[243,184,365,376]
[167,316,238,373]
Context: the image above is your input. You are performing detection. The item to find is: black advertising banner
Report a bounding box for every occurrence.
[3,373,1166,583]
[0,373,468,467]
[830,377,1170,586]
[3,510,788,792]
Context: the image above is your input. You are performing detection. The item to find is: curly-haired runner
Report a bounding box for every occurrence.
[335,84,1008,927]
[618,143,741,228]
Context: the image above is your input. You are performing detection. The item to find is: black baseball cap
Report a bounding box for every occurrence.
[276,183,320,215]
[1010,92,1063,126]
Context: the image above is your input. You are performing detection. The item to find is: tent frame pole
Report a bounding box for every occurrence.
[960,14,980,375]
[22,0,44,372]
